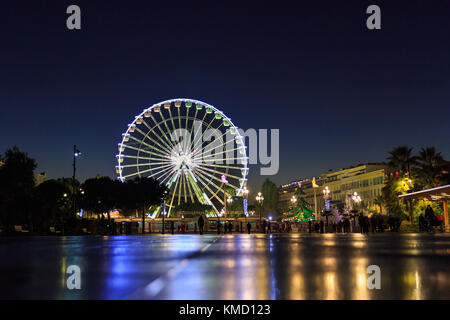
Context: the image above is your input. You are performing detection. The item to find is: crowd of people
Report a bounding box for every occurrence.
[419,205,444,232]
[164,205,444,235]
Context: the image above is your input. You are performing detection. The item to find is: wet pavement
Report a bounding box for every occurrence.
[0,233,449,299]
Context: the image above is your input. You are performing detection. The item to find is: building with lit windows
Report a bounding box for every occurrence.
[277,180,303,213]
[278,164,388,214]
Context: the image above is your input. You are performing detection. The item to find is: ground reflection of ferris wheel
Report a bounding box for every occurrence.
[116,98,248,217]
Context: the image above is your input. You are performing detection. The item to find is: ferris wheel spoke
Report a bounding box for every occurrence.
[167,175,181,217]
[160,167,179,186]
[194,136,236,160]
[120,154,170,166]
[201,122,224,146]
[200,156,248,163]
[192,170,235,215]
[135,121,173,156]
[191,114,215,153]
[180,172,188,204]
[149,114,178,151]
[125,137,169,160]
[197,168,241,189]
[147,164,176,179]
[189,111,208,152]
[150,166,176,182]
[167,108,179,142]
[121,154,153,161]
[194,169,227,198]
[122,167,155,179]
[197,132,230,153]
[182,106,194,154]
[197,165,242,180]
[199,147,243,163]
[140,117,174,155]
[191,170,224,209]
[184,172,195,203]
[199,162,246,171]
[122,162,174,179]
[126,135,168,158]
[119,162,169,168]
[177,107,183,143]
[157,111,179,149]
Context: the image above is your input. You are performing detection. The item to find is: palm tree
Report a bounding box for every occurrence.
[387,146,416,174]
[415,147,446,188]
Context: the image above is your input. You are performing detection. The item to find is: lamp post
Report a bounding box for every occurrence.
[242,187,249,217]
[351,192,361,229]
[322,186,332,229]
[323,186,331,208]
[241,187,249,233]
[256,192,264,232]
[227,196,233,216]
[352,192,361,209]
[312,177,319,219]
[162,190,168,234]
[69,145,81,236]
[221,174,229,218]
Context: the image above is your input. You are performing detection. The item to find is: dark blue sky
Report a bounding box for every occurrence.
[1,0,449,193]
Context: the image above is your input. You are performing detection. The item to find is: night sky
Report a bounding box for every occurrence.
[1,0,449,194]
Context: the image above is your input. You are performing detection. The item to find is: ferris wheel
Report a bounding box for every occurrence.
[116,98,248,217]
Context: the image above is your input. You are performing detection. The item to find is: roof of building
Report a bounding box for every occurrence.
[399,185,450,201]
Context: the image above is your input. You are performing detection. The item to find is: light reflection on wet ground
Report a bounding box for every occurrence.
[0,233,449,299]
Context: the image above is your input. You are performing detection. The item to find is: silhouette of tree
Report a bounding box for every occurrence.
[0,146,37,233]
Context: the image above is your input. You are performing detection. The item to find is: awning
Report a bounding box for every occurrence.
[399,184,449,232]
[398,184,450,201]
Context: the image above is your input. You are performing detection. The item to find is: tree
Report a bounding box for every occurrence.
[384,146,417,223]
[387,146,416,174]
[33,179,71,233]
[0,146,37,233]
[261,178,279,217]
[414,147,446,188]
[382,173,414,221]
[81,176,120,222]
[123,177,166,234]
[230,198,244,216]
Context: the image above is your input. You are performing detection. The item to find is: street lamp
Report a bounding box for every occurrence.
[72,145,81,229]
[352,192,361,205]
[290,195,297,206]
[227,196,233,216]
[323,186,331,211]
[256,192,264,232]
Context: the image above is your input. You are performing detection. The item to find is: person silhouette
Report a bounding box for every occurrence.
[198,215,205,235]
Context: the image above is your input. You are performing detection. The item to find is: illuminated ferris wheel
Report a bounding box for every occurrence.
[116,98,248,216]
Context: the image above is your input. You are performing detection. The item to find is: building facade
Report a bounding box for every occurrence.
[277,180,303,214]
[278,164,388,214]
